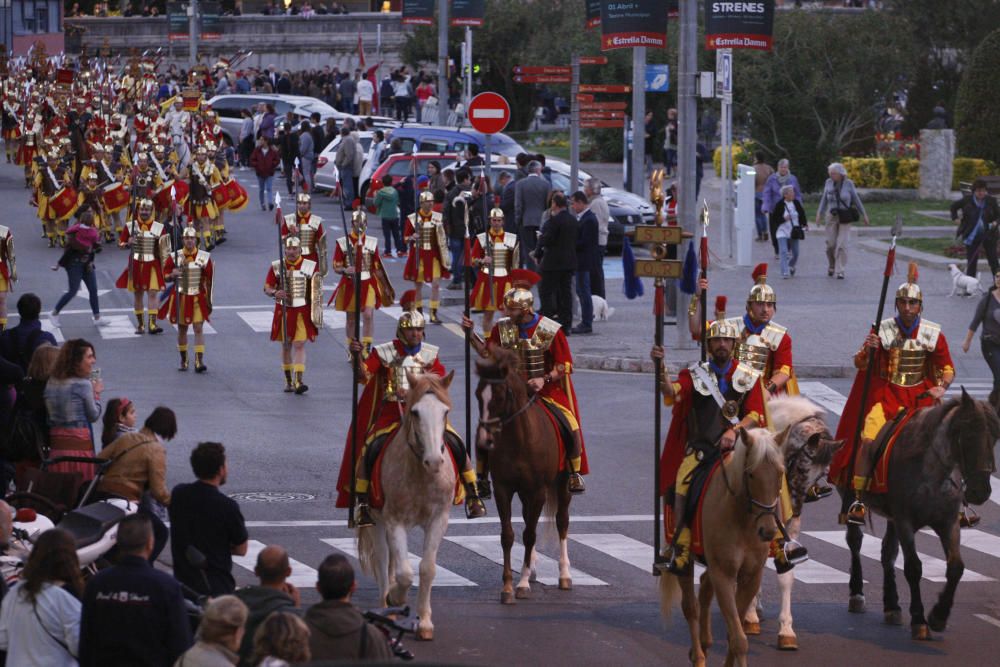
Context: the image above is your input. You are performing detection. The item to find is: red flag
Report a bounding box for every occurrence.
[357,29,366,69]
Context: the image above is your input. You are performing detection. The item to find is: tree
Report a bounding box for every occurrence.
[734,10,912,191]
[955,28,1000,163]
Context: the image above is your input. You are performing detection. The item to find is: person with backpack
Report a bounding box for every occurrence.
[49,210,108,329]
[0,294,57,374]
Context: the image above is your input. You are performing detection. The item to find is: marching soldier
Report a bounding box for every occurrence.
[2,102,19,164]
[469,207,519,337]
[160,227,214,373]
[403,190,450,323]
[462,270,588,496]
[76,172,113,243]
[115,198,170,334]
[331,210,393,354]
[187,146,221,250]
[0,225,14,330]
[652,321,769,574]
[264,236,322,394]
[833,263,957,525]
[281,193,328,277]
[335,290,487,527]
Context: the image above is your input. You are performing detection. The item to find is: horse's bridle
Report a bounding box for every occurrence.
[477,378,538,434]
[720,449,781,527]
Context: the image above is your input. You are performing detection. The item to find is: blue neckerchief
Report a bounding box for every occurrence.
[895,315,920,338]
[402,342,422,356]
[519,314,541,338]
[709,358,734,395]
[743,313,765,335]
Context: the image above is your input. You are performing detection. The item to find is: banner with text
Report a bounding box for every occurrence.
[705,1,775,51]
[402,0,436,26]
[451,0,486,27]
[586,1,601,28]
[600,1,668,51]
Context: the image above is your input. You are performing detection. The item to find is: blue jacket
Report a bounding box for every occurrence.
[0,320,57,373]
[576,209,600,272]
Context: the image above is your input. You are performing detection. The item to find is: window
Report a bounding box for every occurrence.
[418,139,449,153]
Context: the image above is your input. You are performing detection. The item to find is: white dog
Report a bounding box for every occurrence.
[948,263,985,297]
[593,295,615,321]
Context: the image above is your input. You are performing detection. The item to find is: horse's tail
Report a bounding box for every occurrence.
[357,526,377,577]
[659,570,681,620]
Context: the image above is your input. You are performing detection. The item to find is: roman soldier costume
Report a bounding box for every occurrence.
[115,198,170,333]
[160,227,214,372]
[187,146,222,249]
[0,225,15,330]
[403,190,451,322]
[331,210,394,350]
[470,207,519,333]
[281,194,328,276]
[335,290,487,527]
[76,172,112,241]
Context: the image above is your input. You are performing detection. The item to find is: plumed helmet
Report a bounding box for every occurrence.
[896,261,922,302]
[490,207,505,220]
[351,209,368,231]
[296,193,311,205]
[284,236,301,249]
[418,190,435,204]
[182,226,199,241]
[714,295,728,319]
[137,197,154,212]
[397,290,426,335]
[502,269,541,312]
[747,262,776,306]
[707,318,741,341]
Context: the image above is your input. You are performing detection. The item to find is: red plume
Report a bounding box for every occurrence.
[352,198,361,211]
[301,180,310,194]
[399,289,417,310]
[715,295,727,315]
[509,268,541,290]
[752,263,768,284]
[907,261,918,284]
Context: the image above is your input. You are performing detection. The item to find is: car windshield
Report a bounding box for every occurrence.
[299,100,337,115]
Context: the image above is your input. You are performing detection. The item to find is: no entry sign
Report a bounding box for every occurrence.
[468,92,511,135]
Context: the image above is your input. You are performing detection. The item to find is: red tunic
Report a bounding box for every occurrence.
[158,250,214,325]
[330,233,387,311]
[469,231,515,311]
[402,213,450,282]
[114,220,166,291]
[280,214,326,267]
[264,256,319,342]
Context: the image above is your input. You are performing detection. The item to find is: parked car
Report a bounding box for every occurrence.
[206,94,397,147]
[542,159,658,224]
[364,152,459,210]
[387,125,525,159]
[313,131,375,194]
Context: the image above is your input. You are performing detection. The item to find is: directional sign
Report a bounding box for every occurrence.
[580,101,628,110]
[579,55,609,65]
[579,84,632,94]
[645,64,670,93]
[467,92,511,135]
[581,111,625,120]
[513,66,572,75]
[513,75,572,84]
[576,94,595,103]
[580,120,626,129]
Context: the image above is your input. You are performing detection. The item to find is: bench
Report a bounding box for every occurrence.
[959,175,1000,196]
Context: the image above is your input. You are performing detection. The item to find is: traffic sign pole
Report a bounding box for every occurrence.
[570,54,580,194]
[631,47,646,198]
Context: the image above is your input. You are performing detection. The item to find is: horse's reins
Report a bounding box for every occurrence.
[719,446,782,527]
[477,378,538,433]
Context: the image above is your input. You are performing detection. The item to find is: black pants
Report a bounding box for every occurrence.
[590,246,607,299]
[519,226,539,271]
[967,233,1000,277]
[982,338,1000,398]
[541,270,574,329]
[283,159,296,194]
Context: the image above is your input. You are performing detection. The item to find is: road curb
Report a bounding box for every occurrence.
[858,238,954,269]
[573,354,855,378]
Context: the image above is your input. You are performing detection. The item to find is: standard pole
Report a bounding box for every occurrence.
[437,0,449,126]
[676,0,697,349]
[465,26,473,108]
[570,54,580,192]
[652,278,665,573]
[188,0,199,68]
[630,47,646,197]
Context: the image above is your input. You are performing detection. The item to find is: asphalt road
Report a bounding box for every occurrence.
[4,161,1000,666]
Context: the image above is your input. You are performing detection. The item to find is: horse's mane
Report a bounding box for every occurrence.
[476,348,527,390]
[767,396,824,433]
[406,373,453,409]
[895,395,999,463]
[729,427,784,475]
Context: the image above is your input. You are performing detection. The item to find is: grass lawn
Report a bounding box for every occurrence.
[896,237,965,258]
[863,199,953,227]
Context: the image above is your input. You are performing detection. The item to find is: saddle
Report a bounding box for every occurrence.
[665,458,724,560]
[367,428,466,509]
[538,399,572,471]
[864,408,918,495]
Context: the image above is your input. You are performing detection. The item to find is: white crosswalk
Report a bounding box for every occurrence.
[444,535,607,586]
[233,539,320,588]
[320,537,476,587]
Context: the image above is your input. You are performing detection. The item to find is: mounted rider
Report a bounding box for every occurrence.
[335,290,487,527]
[832,263,958,525]
[462,269,588,497]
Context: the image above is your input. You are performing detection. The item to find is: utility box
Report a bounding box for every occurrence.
[734,164,756,267]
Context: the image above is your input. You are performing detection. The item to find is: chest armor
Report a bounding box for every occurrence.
[132,222,162,262]
[728,318,786,376]
[415,215,438,250]
[376,342,441,402]
[287,215,321,255]
[179,251,209,295]
[340,236,377,280]
[878,319,941,387]
[477,232,517,278]
[688,361,760,449]
[496,316,561,379]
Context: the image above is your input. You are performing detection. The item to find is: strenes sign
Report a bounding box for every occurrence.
[705,1,776,51]
[468,92,511,135]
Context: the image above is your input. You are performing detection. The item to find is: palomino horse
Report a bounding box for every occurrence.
[660,427,785,667]
[357,371,456,640]
[475,348,574,604]
[743,397,844,650]
[837,390,999,640]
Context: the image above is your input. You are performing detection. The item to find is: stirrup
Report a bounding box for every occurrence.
[356,502,375,528]
[846,500,867,526]
[783,539,809,566]
[465,495,487,519]
[665,544,692,576]
[960,507,980,529]
[804,484,833,503]
[568,472,586,494]
[476,476,492,500]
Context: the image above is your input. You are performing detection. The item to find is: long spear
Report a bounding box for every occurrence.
[699,200,710,363]
[462,191,473,459]
[275,192,287,347]
[349,205,363,528]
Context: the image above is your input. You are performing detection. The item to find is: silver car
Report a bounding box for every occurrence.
[313,131,376,194]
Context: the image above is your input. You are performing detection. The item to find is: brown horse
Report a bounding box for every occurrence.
[660,428,785,667]
[475,348,573,604]
[837,390,999,640]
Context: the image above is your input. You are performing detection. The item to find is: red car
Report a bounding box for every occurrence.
[364,152,458,212]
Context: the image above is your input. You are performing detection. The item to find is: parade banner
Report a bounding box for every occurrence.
[586,0,601,29]
[600,0,668,51]
[402,0,436,26]
[705,0,775,51]
[451,0,486,27]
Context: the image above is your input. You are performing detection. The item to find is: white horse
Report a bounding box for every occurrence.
[357,372,457,641]
[743,396,844,650]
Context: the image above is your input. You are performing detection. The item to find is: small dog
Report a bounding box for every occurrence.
[593,295,615,321]
[948,263,985,297]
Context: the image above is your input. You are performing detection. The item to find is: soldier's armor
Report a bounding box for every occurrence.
[476,231,518,277]
[722,317,787,376]
[495,316,562,380]
[374,341,441,402]
[189,160,214,201]
[133,167,154,193]
[284,213,323,255]
[337,235,378,280]
[178,250,211,295]
[687,361,761,452]
[272,258,318,308]
[131,221,165,262]
[877,318,942,387]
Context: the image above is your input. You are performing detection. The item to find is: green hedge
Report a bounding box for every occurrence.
[837,157,999,189]
[712,142,757,178]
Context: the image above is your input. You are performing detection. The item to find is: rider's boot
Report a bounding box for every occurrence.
[959,504,980,528]
[804,483,833,503]
[847,437,875,525]
[475,450,492,499]
[355,492,375,528]
[772,537,808,574]
[462,471,487,519]
[567,431,586,494]
[667,525,693,576]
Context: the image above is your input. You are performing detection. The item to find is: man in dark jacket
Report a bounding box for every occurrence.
[444,168,473,289]
[499,171,516,232]
[537,192,578,333]
[952,178,1000,277]
[278,121,300,196]
[571,191,599,334]
[0,293,58,372]
[305,554,393,662]
[234,545,300,667]
[79,515,192,667]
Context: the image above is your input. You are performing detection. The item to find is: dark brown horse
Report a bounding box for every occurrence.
[837,390,999,640]
[475,348,573,604]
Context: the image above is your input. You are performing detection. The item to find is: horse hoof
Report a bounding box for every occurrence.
[848,595,866,614]
[515,586,530,599]
[500,591,515,605]
[911,624,931,641]
[777,635,798,651]
[742,620,761,635]
[928,609,948,633]
[558,577,573,591]
[884,610,903,626]
[416,627,434,641]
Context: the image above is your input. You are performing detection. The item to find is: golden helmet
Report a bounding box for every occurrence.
[182,226,199,241]
[397,290,426,335]
[707,318,741,340]
[284,236,301,249]
[418,190,434,204]
[747,262,776,306]
[137,198,154,212]
[195,146,208,157]
[896,261,922,302]
[490,207,505,220]
[502,269,541,312]
[296,193,311,205]
[351,209,368,230]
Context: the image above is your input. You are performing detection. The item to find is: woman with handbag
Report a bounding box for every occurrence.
[962,270,1000,398]
[770,184,809,279]
[815,162,869,279]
